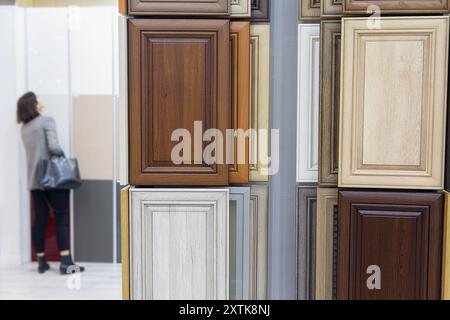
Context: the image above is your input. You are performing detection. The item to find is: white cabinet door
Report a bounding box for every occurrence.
[130,189,229,300]
[297,24,320,183]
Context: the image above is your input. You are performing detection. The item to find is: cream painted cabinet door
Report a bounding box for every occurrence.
[297,24,320,183]
[250,24,271,182]
[130,189,229,300]
[339,17,449,190]
[231,0,252,17]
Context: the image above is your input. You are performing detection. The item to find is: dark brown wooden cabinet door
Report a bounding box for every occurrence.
[128,0,230,16]
[343,0,449,14]
[338,191,443,300]
[251,0,270,22]
[129,19,230,186]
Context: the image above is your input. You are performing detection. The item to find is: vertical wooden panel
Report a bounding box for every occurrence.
[118,0,127,15]
[315,188,338,300]
[443,193,450,299]
[250,0,270,22]
[230,22,250,184]
[319,21,340,187]
[321,0,342,17]
[231,0,251,17]
[121,186,130,300]
[297,24,320,183]
[299,0,321,20]
[249,24,270,182]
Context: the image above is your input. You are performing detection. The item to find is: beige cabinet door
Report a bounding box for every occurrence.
[339,17,449,190]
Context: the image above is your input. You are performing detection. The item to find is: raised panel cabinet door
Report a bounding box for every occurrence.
[229,187,251,300]
[130,189,229,300]
[339,17,449,190]
[297,186,317,300]
[337,191,444,300]
[231,0,251,17]
[343,0,449,14]
[249,185,269,299]
[321,0,342,17]
[129,19,230,186]
[319,21,340,187]
[128,0,230,16]
[443,193,450,300]
[230,22,250,184]
[300,0,321,20]
[249,24,270,182]
[297,24,320,183]
[315,188,338,300]
[250,0,270,22]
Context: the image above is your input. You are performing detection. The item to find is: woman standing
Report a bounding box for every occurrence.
[17,92,84,275]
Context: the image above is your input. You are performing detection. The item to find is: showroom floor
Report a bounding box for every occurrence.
[0,262,121,300]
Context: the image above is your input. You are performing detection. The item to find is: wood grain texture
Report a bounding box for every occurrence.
[230,22,250,184]
[299,0,321,20]
[321,0,342,17]
[316,188,338,300]
[120,186,130,300]
[128,0,230,16]
[130,189,229,300]
[443,192,450,299]
[231,0,251,17]
[338,191,444,300]
[250,0,270,22]
[297,24,320,183]
[319,21,340,187]
[297,186,317,300]
[249,24,270,182]
[129,19,230,186]
[249,184,269,299]
[343,0,449,14]
[339,17,449,190]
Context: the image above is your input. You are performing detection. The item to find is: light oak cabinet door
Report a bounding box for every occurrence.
[250,24,270,182]
[321,0,342,17]
[231,0,251,17]
[343,0,449,14]
[337,191,443,300]
[130,189,229,300]
[443,193,450,300]
[129,19,230,186]
[297,186,317,300]
[251,0,270,22]
[230,22,250,184]
[339,17,449,190]
[297,24,320,183]
[300,0,321,20]
[316,188,338,300]
[128,0,230,16]
[319,21,341,187]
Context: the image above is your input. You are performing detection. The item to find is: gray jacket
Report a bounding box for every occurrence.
[21,115,64,190]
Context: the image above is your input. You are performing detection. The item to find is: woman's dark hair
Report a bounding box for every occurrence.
[17,92,39,124]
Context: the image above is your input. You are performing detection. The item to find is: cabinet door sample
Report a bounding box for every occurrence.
[339,17,449,190]
[337,191,443,300]
[121,186,130,300]
[443,193,450,300]
[249,24,270,182]
[128,0,230,16]
[251,0,270,22]
[343,0,449,14]
[230,22,250,184]
[297,24,320,183]
[321,0,342,17]
[297,186,317,300]
[319,21,341,187]
[130,189,229,300]
[316,188,338,300]
[129,19,230,186]
[119,0,127,15]
[229,187,251,300]
[249,185,269,299]
[231,0,251,17]
[300,0,321,20]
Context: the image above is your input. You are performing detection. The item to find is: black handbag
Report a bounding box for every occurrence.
[38,155,82,190]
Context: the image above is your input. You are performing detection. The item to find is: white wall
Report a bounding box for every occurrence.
[0,5,23,264]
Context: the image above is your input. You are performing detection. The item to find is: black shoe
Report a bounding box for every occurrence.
[60,255,85,275]
[37,256,50,274]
